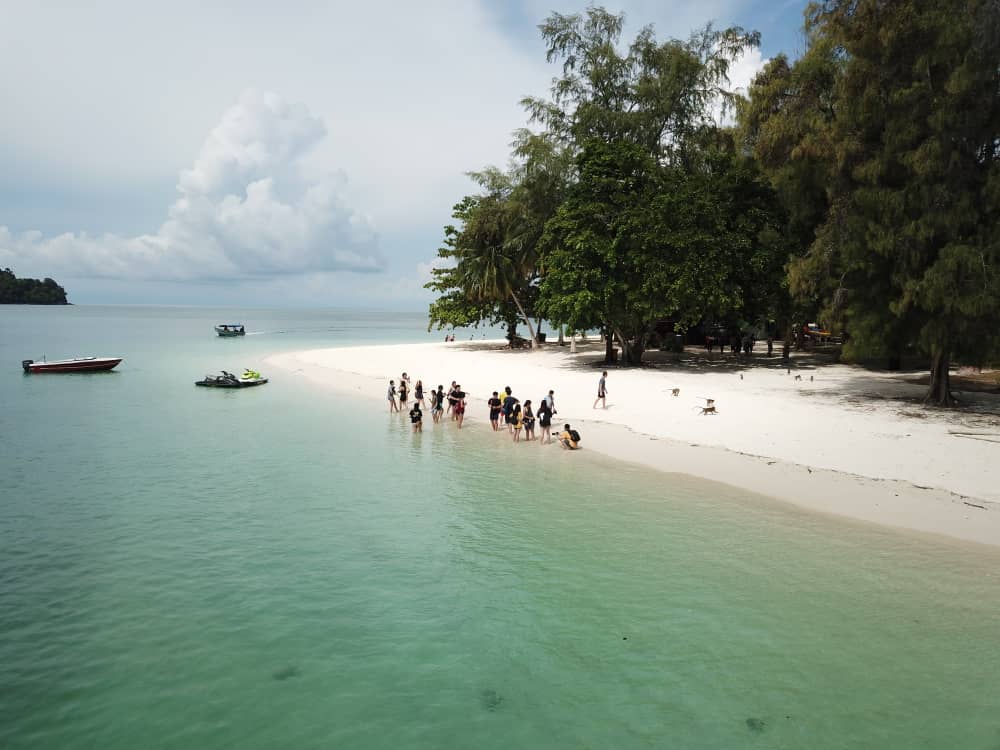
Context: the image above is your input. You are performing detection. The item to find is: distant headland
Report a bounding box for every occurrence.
[0,268,69,304]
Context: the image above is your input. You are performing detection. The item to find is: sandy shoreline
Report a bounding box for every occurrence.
[265,340,1000,547]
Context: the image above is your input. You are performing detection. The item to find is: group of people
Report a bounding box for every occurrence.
[387,373,468,432]
[387,372,581,449]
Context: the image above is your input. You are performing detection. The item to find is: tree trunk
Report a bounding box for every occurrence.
[558,326,565,346]
[604,328,615,365]
[613,327,645,365]
[887,354,902,371]
[624,339,645,364]
[505,319,518,344]
[782,323,792,361]
[509,292,538,349]
[925,349,956,406]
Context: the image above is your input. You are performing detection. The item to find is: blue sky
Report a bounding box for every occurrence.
[0,1,809,308]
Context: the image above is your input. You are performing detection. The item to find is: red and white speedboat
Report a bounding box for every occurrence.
[22,356,123,373]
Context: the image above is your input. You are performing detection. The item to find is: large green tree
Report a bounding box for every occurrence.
[523,7,779,362]
[748,0,1000,404]
[539,138,785,364]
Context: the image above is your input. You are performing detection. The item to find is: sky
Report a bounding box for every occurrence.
[0,0,809,308]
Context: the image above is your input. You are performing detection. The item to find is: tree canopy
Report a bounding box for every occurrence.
[740,0,1000,403]
[428,1,1000,406]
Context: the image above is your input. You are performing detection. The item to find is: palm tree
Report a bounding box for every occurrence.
[455,191,540,348]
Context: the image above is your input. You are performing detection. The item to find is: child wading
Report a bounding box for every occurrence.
[387,380,398,413]
[511,403,524,442]
[409,402,422,432]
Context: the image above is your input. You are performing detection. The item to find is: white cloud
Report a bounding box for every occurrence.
[0,0,771,302]
[0,90,382,280]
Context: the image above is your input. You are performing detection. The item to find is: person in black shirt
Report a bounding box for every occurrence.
[488,392,502,431]
[536,397,552,444]
[409,403,422,433]
[523,399,536,441]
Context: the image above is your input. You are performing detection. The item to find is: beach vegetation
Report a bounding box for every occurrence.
[426,135,571,347]
[740,0,1000,404]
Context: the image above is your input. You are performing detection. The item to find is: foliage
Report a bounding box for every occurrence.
[744,0,1000,403]
[538,139,785,363]
[426,136,571,344]
[0,268,68,304]
[523,8,761,166]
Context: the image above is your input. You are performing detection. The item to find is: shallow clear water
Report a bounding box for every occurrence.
[2,306,1000,749]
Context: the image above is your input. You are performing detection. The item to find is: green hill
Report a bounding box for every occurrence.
[0,268,69,304]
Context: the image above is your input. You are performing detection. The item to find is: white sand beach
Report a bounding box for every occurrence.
[266,341,1000,547]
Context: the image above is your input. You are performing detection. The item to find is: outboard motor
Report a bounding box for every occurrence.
[22,359,34,373]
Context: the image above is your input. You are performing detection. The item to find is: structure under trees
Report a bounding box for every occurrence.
[740,0,1000,405]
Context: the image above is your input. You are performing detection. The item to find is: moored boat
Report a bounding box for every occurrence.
[22,356,122,373]
[195,370,268,388]
[215,324,245,337]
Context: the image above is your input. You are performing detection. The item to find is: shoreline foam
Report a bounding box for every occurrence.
[265,341,1000,548]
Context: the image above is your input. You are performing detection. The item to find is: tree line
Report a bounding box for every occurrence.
[0,268,68,304]
[426,2,1000,405]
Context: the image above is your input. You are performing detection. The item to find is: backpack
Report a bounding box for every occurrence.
[569,429,581,442]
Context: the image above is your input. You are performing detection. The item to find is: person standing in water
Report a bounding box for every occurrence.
[387,380,398,413]
[409,402,423,433]
[433,385,446,423]
[452,384,467,429]
[488,391,502,431]
[593,371,608,409]
[522,399,536,441]
[398,377,408,407]
[537,396,552,444]
[501,387,518,434]
[511,403,523,442]
[414,379,424,407]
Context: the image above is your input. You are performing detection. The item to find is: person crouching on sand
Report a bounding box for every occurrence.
[387,380,398,413]
[559,424,580,450]
[409,402,423,433]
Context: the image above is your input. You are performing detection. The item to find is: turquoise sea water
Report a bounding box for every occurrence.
[2,305,1000,749]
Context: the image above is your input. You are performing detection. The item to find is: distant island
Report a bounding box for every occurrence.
[0,268,69,304]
